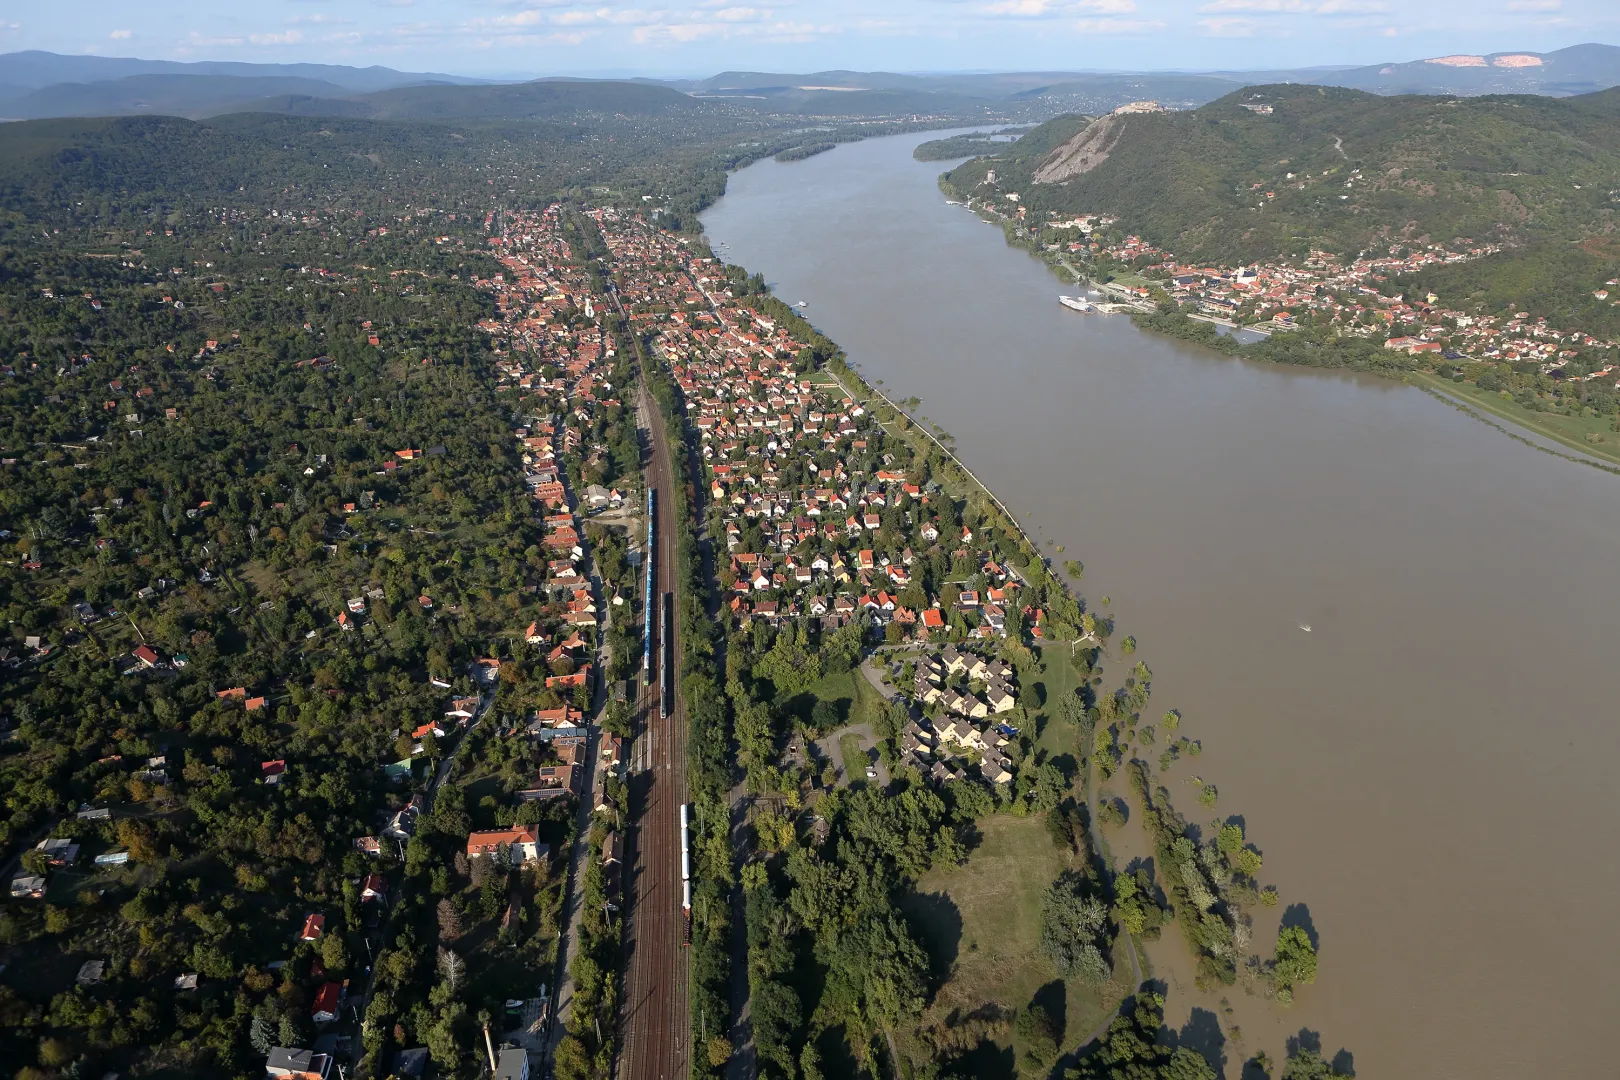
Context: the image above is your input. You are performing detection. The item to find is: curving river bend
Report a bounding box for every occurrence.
[702,129,1620,1078]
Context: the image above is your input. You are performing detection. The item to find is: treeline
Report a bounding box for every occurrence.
[1065,991,1349,1080]
[774,142,839,163]
[553,779,628,1079]
[1130,305,1424,375]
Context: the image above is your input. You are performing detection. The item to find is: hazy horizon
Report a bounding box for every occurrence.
[4,0,1617,82]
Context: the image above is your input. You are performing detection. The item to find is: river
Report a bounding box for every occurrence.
[701,130,1620,1078]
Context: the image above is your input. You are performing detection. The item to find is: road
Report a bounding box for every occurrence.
[618,376,691,1080]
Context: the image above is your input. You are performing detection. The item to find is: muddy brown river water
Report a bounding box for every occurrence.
[701,129,1620,1078]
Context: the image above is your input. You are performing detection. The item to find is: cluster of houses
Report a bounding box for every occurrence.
[896,645,1022,787]
[474,207,632,677]
[1075,223,1619,372]
[595,210,1037,642]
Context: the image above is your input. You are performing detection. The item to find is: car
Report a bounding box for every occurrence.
[865,765,877,779]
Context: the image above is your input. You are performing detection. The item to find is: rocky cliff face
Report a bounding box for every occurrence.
[1032,113,1131,184]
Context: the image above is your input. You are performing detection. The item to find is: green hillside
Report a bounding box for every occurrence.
[217,78,706,121]
[2,74,352,119]
[945,84,1620,265]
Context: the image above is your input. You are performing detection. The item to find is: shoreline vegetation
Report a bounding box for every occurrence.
[910,129,1025,162]
[918,122,1620,475]
[671,205,1339,1073]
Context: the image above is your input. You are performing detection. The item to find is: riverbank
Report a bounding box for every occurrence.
[689,228,1331,1075]
[939,170,1620,476]
[698,127,1620,1079]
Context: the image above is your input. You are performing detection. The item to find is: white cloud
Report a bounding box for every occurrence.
[249,31,305,46]
[1315,0,1388,11]
[1505,0,1560,9]
[983,0,1056,14]
[109,29,131,39]
[1198,0,1308,11]
[1198,16,1258,34]
[983,0,1135,14]
[182,31,245,48]
[710,6,770,21]
[1074,16,1164,32]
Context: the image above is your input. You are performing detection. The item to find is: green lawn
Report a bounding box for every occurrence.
[904,814,1131,1073]
[1416,372,1620,467]
[838,732,869,781]
[1021,646,1089,767]
[776,667,885,735]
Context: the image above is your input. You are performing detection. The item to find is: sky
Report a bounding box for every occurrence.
[3,0,1617,78]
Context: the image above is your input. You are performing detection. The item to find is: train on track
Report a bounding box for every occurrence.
[680,802,692,944]
[660,591,673,721]
[643,488,655,684]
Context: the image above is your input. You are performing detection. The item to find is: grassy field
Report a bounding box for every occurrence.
[1416,372,1620,467]
[904,813,1131,1075]
[776,666,886,734]
[1020,645,1089,767]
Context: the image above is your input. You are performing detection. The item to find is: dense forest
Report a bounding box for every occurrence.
[0,100,721,1080]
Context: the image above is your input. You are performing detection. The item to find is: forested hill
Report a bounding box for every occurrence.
[221,78,705,122]
[945,83,1620,266]
[0,102,790,234]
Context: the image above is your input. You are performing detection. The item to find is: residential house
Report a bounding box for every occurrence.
[466,825,546,863]
[360,873,387,902]
[310,981,342,1023]
[36,838,80,866]
[495,1047,530,1080]
[10,874,46,899]
[265,1048,333,1080]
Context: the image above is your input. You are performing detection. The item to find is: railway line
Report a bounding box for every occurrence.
[618,377,691,1080]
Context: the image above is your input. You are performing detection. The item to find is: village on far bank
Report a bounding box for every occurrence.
[961,132,1620,379]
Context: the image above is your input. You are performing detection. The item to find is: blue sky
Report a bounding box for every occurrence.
[5,0,1617,78]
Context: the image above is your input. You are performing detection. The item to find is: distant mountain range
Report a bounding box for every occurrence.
[1218,42,1620,97]
[0,50,486,93]
[658,44,1620,105]
[1,44,1618,123]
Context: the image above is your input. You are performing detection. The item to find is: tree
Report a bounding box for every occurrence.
[1041,870,1112,985]
[1273,926,1317,989]
[1065,992,1170,1080]
[320,932,348,975]
[437,946,467,995]
[1165,1047,1218,1080]
[1280,1049,1350,1080]
[278,1013,308,1050]
[1016,1002,1060,1066]
[437,897,463,942]
[249,1015,276,1055]
[831,912,929,1029]
[1031,761,1066,814]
